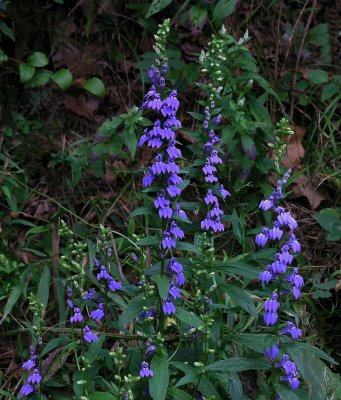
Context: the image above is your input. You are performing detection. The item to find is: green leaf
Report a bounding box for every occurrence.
[1,285,22,323]
[82,77,106,97]
[20,64,35,82]
[118,293,145,328]
[273,384,304,400]
[213,0,238,20]
[149,354,169,400]
[176,242,201,254]
[86,334,105,364]
[176,308,204,330]
[224,284,258,317]
[167,387,192,400]
[153,275,169,299]
[307,69,328,85]
[321,82,339,101]
[41,337,72,357]
[88,393,118,400]
[232,208,244,245]
[51,68,73,90]
[37,266,51,308]
[233,333,277,353]
[25,70,50,87]
[205,357,269,372]
[214,261,259,279]
[136,236,160,246]
[314,209,340,231]
[190,5,207,28]
[0,20,14,40]
[0,389,16,399]
[27,51,49,67]
[146,0,172,18]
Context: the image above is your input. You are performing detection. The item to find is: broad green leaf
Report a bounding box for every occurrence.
[146,0,172,18]
[288,347,329,399]
[213,0,238,20]
[150,354,169,400]
[37,266,50,308]
[27,51,49,67]
[25,70,50,87]
[136,235,160,246]
[282,341,336,365]
[86,334,105,364]
[167,386,192,400]
[307,69,328,85]
[314,209,340,231]
[274,384,306,400]
[198,375,222,400]
[118,293,145,327]
[153,275,169,299]
[176,242,201,254]
[1,285,22,323]
[233,333,277,353]
[215,261,259,279]
[41,337,72,357]
[321,82,339,101]
[176,307,204,330]
[82,77,106,97]
[224,284,258,317]
[51,68,73,90]
[20,64,35,82]
[205,357,269,372]
[190,5,207,28]
[88,393,118,400]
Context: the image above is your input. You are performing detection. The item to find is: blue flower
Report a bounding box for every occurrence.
[83,325,98,343]
[19,383,35,396]
[91,303,105,320]
[279,322,302,340]
[70,307,84,323]
[140,361,153,378]
[162,298,176,315]
[28,369,42,385]
[263,345,279,360]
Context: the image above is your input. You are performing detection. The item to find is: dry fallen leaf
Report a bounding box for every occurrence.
[291,175,327,210]
[282,125,306,169]
[64,95,100,120]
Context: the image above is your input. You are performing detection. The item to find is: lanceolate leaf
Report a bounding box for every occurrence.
[205,357,269,372]
[224,284,258,318]
[149,354,169,400]
[118,293,145,327]
[37,265,51,308]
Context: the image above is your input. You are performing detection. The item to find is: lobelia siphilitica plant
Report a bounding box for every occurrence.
[137,17,188,380]
[15,19,341,400]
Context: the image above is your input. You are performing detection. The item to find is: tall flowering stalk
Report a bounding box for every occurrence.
[198,26,231,233]
[137,19,188,377]
[256,165,304,392]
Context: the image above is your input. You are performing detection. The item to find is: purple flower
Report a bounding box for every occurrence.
[279,322,302,340]
[211,217,224,232]
[108,278,122,291]
[167,258,183,274]
[219,184,230,199]
[140,361,153,378]
[169,284,181,299]
[154,191,170,209]
[288,234,301,253]
[209,204,224,217]
[163,299,176,315]
[279,246,293,265]
[167,140,182,159]
[280,373,300,390]
[203,161,217,175]
[267,225,283,240]
[143,172,155,187]
[151,154,167,175]
[22,356,37,371]
[162,230,176,250]
[270,260,286,275]
[19,384,35,396]
[264,293,280,313]
[170,221,184,239]
[83,325,98,343]
[264,345,279,360]
[276,354,297,375]
[91,303,105,320]
[175,272,186,286]
[255,232,268,247]
[28,369,42,384]
[264,312,278,326]
[97,265,110,281]
[205,189,218,204]
[145,345,156,356]
[259,269,272,284]
[259,199,273,211]
[70,307,84,323]
[175,204,188,220]
[209,150,222,164]
[205,174,218,183]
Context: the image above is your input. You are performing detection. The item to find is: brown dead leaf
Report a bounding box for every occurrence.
[291,175,327,210]
[282,125,306,169]
[64,95,100,120]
